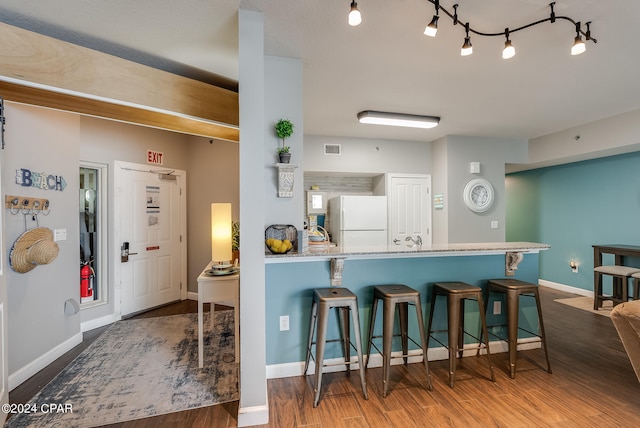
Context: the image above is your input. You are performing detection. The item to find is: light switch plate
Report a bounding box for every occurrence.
[54,229,67,241]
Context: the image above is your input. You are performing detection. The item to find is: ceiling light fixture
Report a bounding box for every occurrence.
[357,111,440,129]
[347,1,596,58]
[348,1,362,27]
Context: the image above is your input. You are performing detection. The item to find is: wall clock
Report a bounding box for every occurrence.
[463,178,494,213]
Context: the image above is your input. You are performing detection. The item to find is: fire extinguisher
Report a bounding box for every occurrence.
[80,262,94,300]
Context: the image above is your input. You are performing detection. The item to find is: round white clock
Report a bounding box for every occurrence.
[463,178,494,213]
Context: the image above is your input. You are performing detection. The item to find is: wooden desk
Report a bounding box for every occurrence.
[197,263,239,368]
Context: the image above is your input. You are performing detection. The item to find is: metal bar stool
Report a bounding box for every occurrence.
[365,284,433,397]
[594,266,640,310]
[485,278,552,378]
[427,281,494,388]
[303,287,368,407]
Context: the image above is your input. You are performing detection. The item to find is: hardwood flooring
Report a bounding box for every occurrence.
[9,287,640,427]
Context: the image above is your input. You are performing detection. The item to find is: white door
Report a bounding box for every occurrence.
[0,122,8,424]
[115,161,186,316]
[388,174,432,246]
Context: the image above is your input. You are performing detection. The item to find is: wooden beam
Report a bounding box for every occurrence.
[0,81,239,141]
[0,22,239,141]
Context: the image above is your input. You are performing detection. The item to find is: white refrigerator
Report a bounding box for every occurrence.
[328,195,388,247]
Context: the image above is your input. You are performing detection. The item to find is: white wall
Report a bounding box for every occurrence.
[4,103,82,379]
[264,55,304,230]
[185,136,239,294]
[237,9,269,427]
[435,135,528,243]
[511,107,640,172]
[303,135,430,175]
[431,137,448,244]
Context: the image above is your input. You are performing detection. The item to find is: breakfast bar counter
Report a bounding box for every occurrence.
[264,241,549,379]
[265,241,549,262]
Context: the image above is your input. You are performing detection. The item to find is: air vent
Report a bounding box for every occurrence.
[324,144,341,155]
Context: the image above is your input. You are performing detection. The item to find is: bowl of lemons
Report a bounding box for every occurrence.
[265,237,294,254]
[265,224,297,254]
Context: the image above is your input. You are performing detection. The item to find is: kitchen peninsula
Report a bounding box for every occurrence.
[264,241,549,379]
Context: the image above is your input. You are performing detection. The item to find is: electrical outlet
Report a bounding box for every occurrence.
[279,315,290,331]
[493,301,502,315]
[491,221,499,229]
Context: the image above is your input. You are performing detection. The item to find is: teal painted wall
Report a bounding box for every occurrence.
[506,152,640,292]
[265,253,540,365]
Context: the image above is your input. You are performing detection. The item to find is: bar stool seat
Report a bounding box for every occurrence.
[485,278,552,378]
[427,281,494,388]
[365,284,432,397]
[303,287,368,407]
[594,265,640,310]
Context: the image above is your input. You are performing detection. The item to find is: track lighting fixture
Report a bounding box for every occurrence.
[357,111,440,129]
[348,1,362,27]
[347,1,596,58]
[423,0,439,37]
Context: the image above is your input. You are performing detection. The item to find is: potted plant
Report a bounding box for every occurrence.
[275,119,294,163]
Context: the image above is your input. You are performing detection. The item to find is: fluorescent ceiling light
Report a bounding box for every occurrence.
[357,111,440,129]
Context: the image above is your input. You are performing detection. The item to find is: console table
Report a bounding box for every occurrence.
[593,244,640,307]
[197,262,239,368]
[593,244,640,267]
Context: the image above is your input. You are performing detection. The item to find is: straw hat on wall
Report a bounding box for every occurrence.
[10,227,60,273]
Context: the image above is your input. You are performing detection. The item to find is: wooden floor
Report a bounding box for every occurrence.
[9,287,640,427]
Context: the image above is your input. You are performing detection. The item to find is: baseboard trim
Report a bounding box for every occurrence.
[539,279,592,297]
[237,384,270,427]
[80,313,121,332]
[265,339,541,379]
[9,332,83,391]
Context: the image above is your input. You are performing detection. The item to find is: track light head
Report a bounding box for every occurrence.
[503,40,515,59]
[461,23,472,56]
[348,1,362,26]
[502,28,515,59]
[571,22,586,55]
[424,15,439,37]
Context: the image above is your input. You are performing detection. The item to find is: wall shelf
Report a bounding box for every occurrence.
[274,163,299,198]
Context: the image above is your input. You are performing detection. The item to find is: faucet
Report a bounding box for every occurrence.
[405,235,422,247]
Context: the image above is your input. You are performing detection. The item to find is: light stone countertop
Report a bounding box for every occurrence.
[265,241,550,263]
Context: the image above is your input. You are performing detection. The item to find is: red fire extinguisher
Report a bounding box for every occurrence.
[81,262,94,300]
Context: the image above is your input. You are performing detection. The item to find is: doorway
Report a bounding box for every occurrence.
[114,161,187,317]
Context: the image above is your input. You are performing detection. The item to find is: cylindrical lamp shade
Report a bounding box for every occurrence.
[211,203,232,264]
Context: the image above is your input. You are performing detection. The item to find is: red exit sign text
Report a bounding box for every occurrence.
[147,150,164,165]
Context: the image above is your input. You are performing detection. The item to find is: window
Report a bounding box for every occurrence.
[79,162,108,307]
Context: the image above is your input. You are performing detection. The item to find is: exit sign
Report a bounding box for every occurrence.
[147,150,164,165]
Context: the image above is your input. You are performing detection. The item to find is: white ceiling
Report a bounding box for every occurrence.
[0,0,638,144]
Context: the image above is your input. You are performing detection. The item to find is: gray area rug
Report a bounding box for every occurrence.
[6,311,238,427]
[555,296,612,317]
